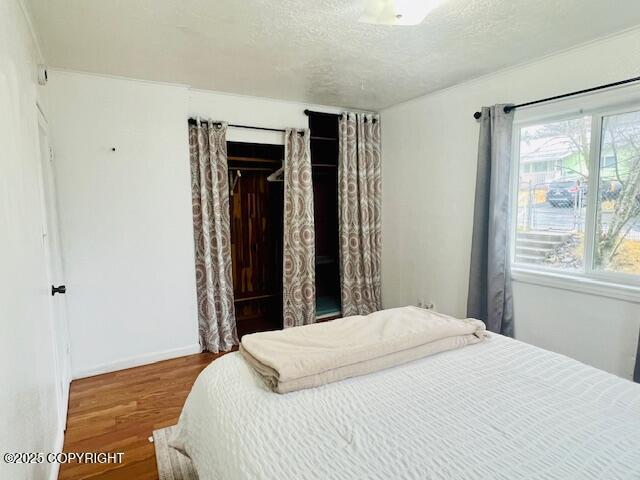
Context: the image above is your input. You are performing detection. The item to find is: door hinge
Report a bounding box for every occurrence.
[49,147,54,162]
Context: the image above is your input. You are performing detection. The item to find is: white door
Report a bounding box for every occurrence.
[37,107,72,428]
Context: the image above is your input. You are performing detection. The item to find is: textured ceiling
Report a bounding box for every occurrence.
[25,0,640,110]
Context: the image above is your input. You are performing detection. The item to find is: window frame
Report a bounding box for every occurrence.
[509,95,640,302]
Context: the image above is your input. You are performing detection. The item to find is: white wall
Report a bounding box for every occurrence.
[48,71,342,377]
[0,1,63,479]
[47,72,199,377]
[381,27,640,380]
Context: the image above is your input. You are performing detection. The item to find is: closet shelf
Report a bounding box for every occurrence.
[316,294,341,318]
[234,293,277,303]
[316,255,336,265]
[228,156,282,164]
[310,136,338,142]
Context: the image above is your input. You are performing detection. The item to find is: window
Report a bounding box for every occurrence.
[602,155,617,168]
[513,105,640,286]
[594,110,640,276]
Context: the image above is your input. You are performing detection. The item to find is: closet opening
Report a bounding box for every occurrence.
[227,112,342,335]
[227,141,284,338]
[309,112,342,321]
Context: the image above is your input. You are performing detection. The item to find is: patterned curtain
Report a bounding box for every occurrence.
[338,113,383,317]
[188,120,238,352]
[283,129,316,328]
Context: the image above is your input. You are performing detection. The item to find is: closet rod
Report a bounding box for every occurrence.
[188,118,303,135]
[229,166,275,172]
[473,75,640,119]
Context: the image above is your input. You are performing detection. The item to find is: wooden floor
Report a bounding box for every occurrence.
[59,352,226,480]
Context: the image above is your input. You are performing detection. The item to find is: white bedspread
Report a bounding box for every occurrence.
[172,334,640,480]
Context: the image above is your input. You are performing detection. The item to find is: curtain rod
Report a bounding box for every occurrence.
[188,118,307,135]
[473,75,640,120]
[303,109,341,117]
[188,118,287,133]
[304,109,378,123]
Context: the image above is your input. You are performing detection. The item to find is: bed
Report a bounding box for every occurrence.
[173,333,640,479]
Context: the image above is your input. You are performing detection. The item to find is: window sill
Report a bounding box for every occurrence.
[511,266,640,304]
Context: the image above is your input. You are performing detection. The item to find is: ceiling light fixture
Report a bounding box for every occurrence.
[359,0,446,26]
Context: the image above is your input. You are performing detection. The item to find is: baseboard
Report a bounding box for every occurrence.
[48,422,65,480]
[72,344,202,379]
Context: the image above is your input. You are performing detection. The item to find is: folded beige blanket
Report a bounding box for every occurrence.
[240,306,486,393]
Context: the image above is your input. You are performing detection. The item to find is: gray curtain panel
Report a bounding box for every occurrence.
[338,113,383,317]
[467,105,515,337]
[188,121,238,352]
[283,129,316,328]
[634,330,639,383]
